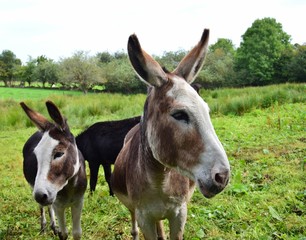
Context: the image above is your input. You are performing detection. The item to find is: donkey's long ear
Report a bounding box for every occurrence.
[20,102,52,131]
[173,29,209,83]
[128,34,168,87]
[46,101,67,131]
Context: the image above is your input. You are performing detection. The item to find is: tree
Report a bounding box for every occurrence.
[36,55,48,64]
[209,38,236,55]
[197,39,236,88]
[34,59,59,87]
[96,51,114,63]
[155,50,187,71]
[59,51,104,94]
[235,18,291,86]
[287,44,306,82]
[272,47,295,84]
[0,50,22,87]
[101,56,146,93]
[20,57,37,86]
[114,50,126,60]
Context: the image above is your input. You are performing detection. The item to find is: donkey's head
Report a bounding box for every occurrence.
[20,101,80,206]
[128,29,230,198]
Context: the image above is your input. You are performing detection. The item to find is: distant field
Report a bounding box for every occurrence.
[0,87,83,101]
[0,83,305,239]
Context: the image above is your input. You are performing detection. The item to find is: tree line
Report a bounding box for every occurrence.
[0,18,305,94]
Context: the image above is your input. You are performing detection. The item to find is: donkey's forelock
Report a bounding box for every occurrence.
[167,76,203,102]
[49,125,75,144]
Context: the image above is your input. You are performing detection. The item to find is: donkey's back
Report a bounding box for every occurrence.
[76,115,141,194]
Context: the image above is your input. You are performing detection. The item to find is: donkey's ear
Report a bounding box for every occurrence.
[45,101,67,131]
[128,34,168,87]
[173,29,209,84]
[20,102,52,131]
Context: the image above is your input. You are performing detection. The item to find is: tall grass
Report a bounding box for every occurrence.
[0,92,146,131]
[202,83,305,115]
[0,83,305,131]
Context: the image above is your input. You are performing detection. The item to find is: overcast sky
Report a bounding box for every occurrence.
[1,0,305,63]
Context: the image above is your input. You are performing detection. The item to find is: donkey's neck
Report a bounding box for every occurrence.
[139,143,195,201]
[139,120,166,174]
[139,122,195,197]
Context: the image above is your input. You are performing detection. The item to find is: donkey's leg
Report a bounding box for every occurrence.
[89,162,99,192]
[136,210,158,240]
[156,221,166,240]
[53,205,68,240]
[48,205,58,235]
[39,205,47,234]
[102,164,113,196]
[130,210,139,240]
[71,198,84,240]
[168,204,187,240]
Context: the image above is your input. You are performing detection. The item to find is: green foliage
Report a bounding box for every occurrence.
[96,51,114,63]
[287,44,306,82]
[59,51,104,94]
[0,50,22,87]
[101,55,147,93]
[155,50,187,71]
[198,47,236,88]
[20,59,36,86]
[235,18,292,86]
[209,38,236,55]
[33,59,59,87]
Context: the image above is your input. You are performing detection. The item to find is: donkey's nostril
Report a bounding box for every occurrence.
[215,173,223,184]
[34,191,49,205]
[214,171,229,186]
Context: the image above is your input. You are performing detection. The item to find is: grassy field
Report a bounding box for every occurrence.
[0,84,305,239]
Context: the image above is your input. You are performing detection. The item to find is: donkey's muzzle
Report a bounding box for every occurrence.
[34,190,53,206]
[198,169,230,198]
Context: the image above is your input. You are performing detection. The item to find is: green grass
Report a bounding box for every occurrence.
[0,86,83,101]
[0,83,305,239]
[0,90,145,131]
[201,83,305,116]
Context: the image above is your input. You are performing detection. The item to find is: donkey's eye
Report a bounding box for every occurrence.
[171,111,190,124]
[54,152,64,159]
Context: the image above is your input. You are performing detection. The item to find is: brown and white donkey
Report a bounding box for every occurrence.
[21,101,87,240]
[111,29,230,240]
